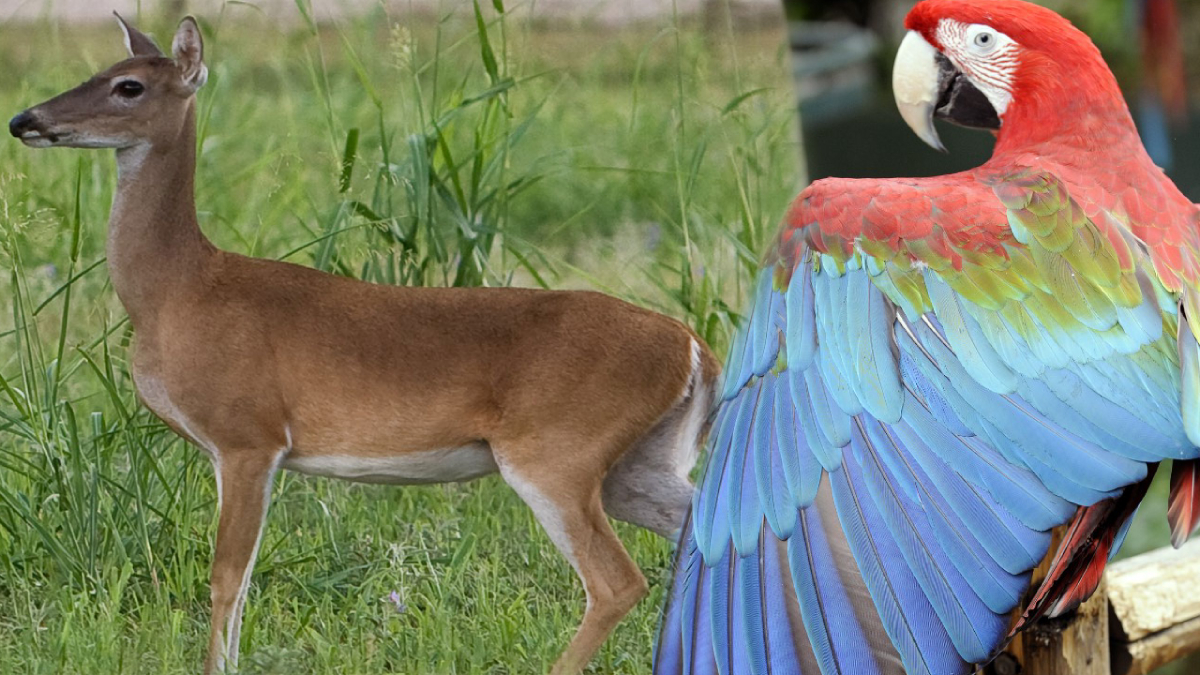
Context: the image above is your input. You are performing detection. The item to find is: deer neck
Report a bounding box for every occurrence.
[107,101,213,327]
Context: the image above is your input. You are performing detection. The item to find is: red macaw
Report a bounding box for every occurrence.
[653,1,1200,674]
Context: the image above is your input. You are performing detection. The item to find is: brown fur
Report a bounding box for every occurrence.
[11,15,720,675]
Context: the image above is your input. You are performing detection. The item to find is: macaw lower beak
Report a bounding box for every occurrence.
[892,31,1001,152]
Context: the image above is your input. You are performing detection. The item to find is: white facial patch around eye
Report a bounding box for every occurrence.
[935,18,1020,118]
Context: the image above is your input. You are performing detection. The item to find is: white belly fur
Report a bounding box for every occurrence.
[282,443,498,485]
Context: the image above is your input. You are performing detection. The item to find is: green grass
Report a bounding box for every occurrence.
[0,2,799,673]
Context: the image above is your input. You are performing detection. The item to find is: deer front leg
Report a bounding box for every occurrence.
[204,448,287,675]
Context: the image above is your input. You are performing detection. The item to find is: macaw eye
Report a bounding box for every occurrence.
[113,80,145,98]
[965,25,1003,55]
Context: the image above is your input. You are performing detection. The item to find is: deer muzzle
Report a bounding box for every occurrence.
[9,109,59,147]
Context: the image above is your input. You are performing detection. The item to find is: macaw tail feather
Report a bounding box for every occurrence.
[1168,459,1200,547]
[1014,467,1155,632]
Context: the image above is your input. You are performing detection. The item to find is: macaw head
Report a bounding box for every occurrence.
[894,0,1133,152]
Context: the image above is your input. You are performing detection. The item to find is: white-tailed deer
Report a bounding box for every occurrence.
[10,16,719,674]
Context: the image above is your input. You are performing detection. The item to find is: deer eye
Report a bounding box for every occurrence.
[113,80,145,98]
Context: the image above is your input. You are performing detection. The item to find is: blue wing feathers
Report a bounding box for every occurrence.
[655,539,688,673]
[786,513,839,673]
[708,546,735,672]
[961,306,1046,379]
[1175,316,1200,446]
[851,421,1001,664]
[757,374,801,538]
[862,415,922,504]
[924,273,1019,393]
[722,321,751,401]
[773,371,822,510]
[813,272,866,415]
[737,541,771,675]
[761,536,807,675]
[748,273,783,378]
[1019,375,1173,460]
[898,392,1073,531]
[829,460,964,675]
[722,272,783,402]
[695,402,738,560]
[1075,357,1178,432]
[730,381,767,556]
[891,405,1048,573]
[657,249,1197,675]
[907,316,1147,497]
[897,350,974,436]
[850,269,905,423]
[789,501,881,675]
[689,545,718,675]
[727,553,757,675]
[883,415,1033,608]
[787,256,818,371]
[795,366,849,471]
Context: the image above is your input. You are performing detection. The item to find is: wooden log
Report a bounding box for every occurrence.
[1018,583,1110,675]
[1107,539,1200,640]
[1111,615,1200,675]
[1107,539,1200,675]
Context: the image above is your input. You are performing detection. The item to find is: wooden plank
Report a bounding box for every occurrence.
[1107,539,1200,642]
[1018,584,1110,675]
[1111,615,1200,675]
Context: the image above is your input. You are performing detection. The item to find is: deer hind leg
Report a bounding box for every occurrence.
[204,448,287,675]
[601,413,695,539]
[602,370,714,539]
[496,457,648,675]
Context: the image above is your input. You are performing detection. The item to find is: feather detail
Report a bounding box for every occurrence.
[1015,468,1156,632]
[787,253,818,372]
[847,270,905,422]
[925,273,1018,393]
[1178,298,1200,446]
[694,402,739,561]
[729,381,766,556]
[756,374,799,538]
[774,371,822,510]
[1169,459,1200,547]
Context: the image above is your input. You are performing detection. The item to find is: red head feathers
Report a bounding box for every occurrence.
[901,0,1135,152]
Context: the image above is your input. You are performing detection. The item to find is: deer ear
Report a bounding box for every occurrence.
[172,17,208,93]
[114,12,164,58]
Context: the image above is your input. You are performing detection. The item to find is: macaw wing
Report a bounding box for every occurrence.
[654,168,1200,675]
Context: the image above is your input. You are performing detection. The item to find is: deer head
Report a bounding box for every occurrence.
[9,14,207,149]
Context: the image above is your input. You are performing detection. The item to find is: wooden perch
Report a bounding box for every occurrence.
[1022,586,1111,675]
[991,539,1200,674]
[1108,539,1200,675]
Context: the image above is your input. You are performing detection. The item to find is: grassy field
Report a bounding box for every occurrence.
[0,2,799,673]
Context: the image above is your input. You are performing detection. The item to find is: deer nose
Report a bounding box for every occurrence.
[9,111,36,138]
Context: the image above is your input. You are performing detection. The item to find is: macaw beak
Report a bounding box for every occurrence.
[892,30,1001,152]
[893,31,948,152]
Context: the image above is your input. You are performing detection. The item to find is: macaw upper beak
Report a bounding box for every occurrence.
[892,30,1001,152]
[893,31,948,152]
